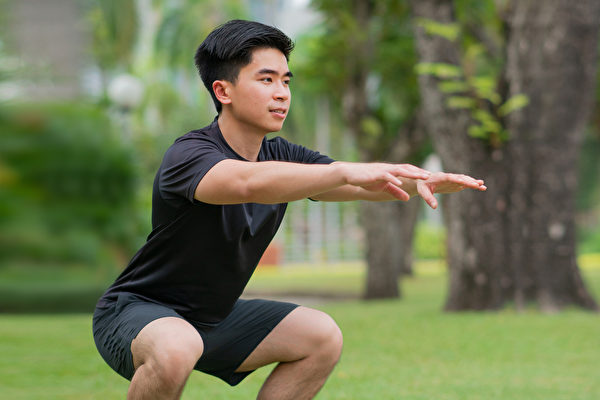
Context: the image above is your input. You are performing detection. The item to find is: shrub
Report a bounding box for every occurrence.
[0,102,141,268]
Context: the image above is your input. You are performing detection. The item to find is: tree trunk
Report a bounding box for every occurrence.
[362,201,401,298]
[362,113,427,298]
[335,0,427,299]
[362,196,421,297]
[410,0,599,311]
[502,0,600,311]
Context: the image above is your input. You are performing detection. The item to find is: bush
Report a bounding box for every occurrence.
[0,102,142,268]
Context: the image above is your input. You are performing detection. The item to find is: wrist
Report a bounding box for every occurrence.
[331,161,351,185]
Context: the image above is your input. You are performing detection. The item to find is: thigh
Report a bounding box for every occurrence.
[193,298,298,386]
[92,292,186,380]
[131,316,204,371]
[235,305,342,372]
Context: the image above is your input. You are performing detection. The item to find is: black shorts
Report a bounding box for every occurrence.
[92,292,298,386]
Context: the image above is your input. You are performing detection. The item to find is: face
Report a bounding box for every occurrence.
[221,47,292,134]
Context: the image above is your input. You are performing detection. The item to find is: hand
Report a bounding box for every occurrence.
[416,172,486,209]
[338,162,431,201]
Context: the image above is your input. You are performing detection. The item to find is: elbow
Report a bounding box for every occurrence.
[232,174,254,202]
[238,183,254,203]
[241,178,273,203]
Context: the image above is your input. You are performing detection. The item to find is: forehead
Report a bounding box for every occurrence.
[244,47,289,73]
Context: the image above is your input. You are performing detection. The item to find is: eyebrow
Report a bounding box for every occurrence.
[257,68,293,78]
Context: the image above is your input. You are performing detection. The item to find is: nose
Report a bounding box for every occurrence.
[273,81,289,102]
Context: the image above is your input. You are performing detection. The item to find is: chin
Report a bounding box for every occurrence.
[265,122,285,133]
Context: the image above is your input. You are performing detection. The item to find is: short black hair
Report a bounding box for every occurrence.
[194,19,295,113]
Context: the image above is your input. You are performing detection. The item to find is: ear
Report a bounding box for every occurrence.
[212,80,232,106]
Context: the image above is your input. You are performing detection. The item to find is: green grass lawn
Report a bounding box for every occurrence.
[1,258,599,399]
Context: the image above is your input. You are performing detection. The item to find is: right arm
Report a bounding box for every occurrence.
[193,160,430,205]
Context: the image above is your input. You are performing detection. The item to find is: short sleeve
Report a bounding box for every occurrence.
[158,135,227,203]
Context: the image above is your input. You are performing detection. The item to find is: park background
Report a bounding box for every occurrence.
[0,0,599,399]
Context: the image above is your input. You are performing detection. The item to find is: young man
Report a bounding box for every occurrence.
[93,19,485,400]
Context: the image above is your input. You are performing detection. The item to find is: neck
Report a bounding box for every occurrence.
[217,112,266,162]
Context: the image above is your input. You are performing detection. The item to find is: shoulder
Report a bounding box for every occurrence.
[173,121,222,149]
[157,123,229,202]
[164,125,224,163]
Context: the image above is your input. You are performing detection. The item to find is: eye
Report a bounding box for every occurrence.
[261,77,272,83]
[283,79,291,85]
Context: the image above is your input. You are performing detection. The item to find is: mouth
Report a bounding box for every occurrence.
[270,108,287,117]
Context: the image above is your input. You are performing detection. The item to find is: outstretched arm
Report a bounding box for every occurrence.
[194,160,431,204]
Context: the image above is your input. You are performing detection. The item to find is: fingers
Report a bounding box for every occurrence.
[468,176,486,191]
[383,172,404,188]
[417,182,438,209]
[451,174,478,187]
[445,173,487,191]
[383,182,410,201]
[387,163,430,180]
[344,162,430,188]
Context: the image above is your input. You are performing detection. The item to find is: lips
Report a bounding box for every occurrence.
[270,108,287,116]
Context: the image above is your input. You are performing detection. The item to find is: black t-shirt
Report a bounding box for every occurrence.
[98,118,334,324]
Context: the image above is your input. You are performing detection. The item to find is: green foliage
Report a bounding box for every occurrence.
[415,18,460,41]
[0,103,141,268]
[446,95,476,109]
[415,62,463,79]
[360,116,383,138]
[87,0,139,70]
[437,80,470,93]
[153,0,247,69]
[469,75,501,104]
[298,0,421,159]
[415,9,529,146]
[497,93,530,116]
[85,0,248,144]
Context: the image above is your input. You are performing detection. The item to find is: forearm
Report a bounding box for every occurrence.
[243,161,347,203]
[195,159,349,204]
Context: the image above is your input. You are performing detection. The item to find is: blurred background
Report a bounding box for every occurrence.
[2,1,600,398]
[0,0,599,313]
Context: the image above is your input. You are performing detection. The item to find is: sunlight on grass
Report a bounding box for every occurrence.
[0,255,598,399]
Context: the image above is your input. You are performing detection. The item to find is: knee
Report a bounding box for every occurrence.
[130,317,203,395]
[310,311,343,365]
[143,344,200,390]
